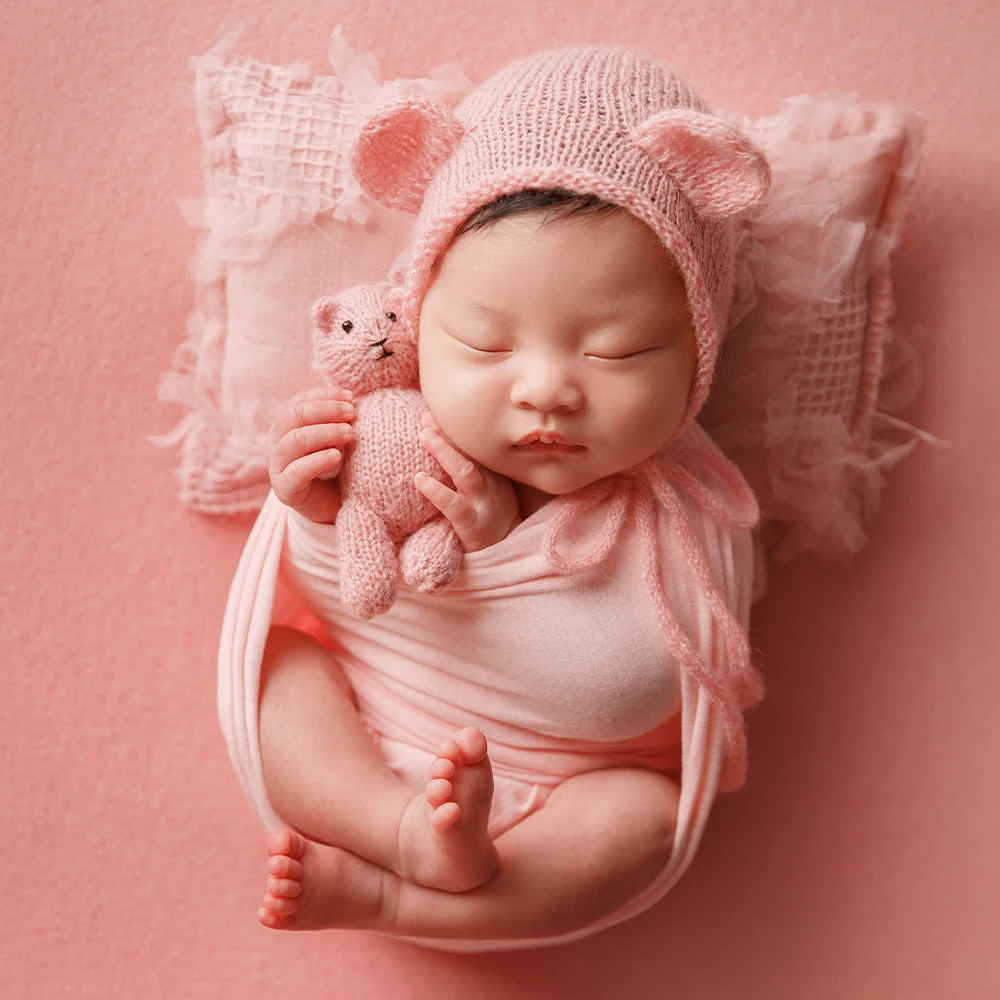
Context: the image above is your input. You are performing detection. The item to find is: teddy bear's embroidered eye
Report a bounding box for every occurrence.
[342,321,353,333]
[386,312,397,323]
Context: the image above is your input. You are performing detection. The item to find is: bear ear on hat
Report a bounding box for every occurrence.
[350,96,465,214]
[632,109,770,220]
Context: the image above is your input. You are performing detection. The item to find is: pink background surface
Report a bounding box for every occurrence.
[3,1,998,996]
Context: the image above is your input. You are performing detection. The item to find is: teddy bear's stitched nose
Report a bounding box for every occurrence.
[369,336,394,359]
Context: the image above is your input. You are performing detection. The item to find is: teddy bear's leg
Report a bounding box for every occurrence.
[338,499,399,619]
[399,517,464,594]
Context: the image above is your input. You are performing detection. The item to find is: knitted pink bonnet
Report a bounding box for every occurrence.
[350,44,771,437]
[349,46,772,789]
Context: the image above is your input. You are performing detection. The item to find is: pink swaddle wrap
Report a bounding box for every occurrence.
[218,44,770,949]
[217,420,756,951]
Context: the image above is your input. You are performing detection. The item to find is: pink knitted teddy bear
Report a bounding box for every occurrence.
[311,284,464,619]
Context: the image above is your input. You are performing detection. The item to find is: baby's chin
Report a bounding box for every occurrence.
[498,458,623,498]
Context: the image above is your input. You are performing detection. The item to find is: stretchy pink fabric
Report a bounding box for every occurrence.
[217,421,754,950]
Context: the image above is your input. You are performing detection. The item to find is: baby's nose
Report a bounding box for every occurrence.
[510,361,583,411]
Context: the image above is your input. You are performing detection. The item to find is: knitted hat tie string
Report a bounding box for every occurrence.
[541,440,765,787]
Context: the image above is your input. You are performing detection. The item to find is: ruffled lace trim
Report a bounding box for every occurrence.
[152,29,470,513]
[704,95,945,564]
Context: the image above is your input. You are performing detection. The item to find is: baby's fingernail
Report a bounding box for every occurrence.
[342,402,355,418]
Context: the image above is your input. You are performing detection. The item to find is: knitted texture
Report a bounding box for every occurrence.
[159,30,925,579]
[350,45,771,436]
[153,32,470,515]
[311,284,462,618]
[349,45,771,787]
[541,441,763,789]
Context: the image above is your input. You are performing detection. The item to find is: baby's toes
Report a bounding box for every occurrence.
[430,801,461,833]
[267,877,302,899]
[262,893,299,918]
[267,854,304,880]
[266,827,307,861]
[258,908,293,930]
[456,726,489,765]
[426,777,453,807]
[429,756,456,781]
[435,738,461,764]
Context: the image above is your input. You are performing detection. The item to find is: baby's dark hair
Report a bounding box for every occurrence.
[455,188,620,235]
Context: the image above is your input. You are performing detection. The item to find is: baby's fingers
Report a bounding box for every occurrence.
[267,387,355,451]
[275,449,343,505]
[418,426,485,498]
[414,472,479,532]
[272,421,353,475]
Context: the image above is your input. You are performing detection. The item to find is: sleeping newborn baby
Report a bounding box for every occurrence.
[218,44,770,949]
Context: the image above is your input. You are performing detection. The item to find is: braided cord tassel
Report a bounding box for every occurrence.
[647,465,764,711]
[541,444,764,789]
[631,479,730,703]
[631,476,750,787]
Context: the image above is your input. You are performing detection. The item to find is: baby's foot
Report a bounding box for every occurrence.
[396,727,499,893]
[259,828,398,932]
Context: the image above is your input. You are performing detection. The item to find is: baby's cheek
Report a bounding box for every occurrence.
[603,376,686,457]
[421,366,495,452]
[417,347,456,415]
[444,388,502,455]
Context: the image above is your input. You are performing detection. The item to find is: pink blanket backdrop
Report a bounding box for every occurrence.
[3,0,998,996]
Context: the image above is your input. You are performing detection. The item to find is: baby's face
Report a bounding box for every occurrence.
[417,208,697,497]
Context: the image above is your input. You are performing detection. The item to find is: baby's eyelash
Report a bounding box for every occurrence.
[447,331,511,354]
[585,348,649,360]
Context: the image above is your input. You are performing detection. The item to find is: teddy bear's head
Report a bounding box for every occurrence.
[311,285,417,394]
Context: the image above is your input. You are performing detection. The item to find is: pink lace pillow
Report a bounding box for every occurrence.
[700,96,932,565]
[156,32,930,575]
[154,29,469,512]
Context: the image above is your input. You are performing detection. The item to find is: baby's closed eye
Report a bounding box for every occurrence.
[584,323,688,361]
[446,329,513,354]
[584,345,658,360]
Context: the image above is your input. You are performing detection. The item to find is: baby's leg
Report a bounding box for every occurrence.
[258,626,498,892]
[261,764,680,939]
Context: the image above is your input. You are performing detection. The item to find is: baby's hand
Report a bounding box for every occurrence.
[266,386,355,524]
[414,413,520,552]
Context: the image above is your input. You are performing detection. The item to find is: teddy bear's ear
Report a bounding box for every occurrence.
[312,296,342,334]
[632,109,770,220]
[350,96,465,213]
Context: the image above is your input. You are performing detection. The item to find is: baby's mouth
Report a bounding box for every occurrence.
[513,431,584,453]
[514,431,582,447]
